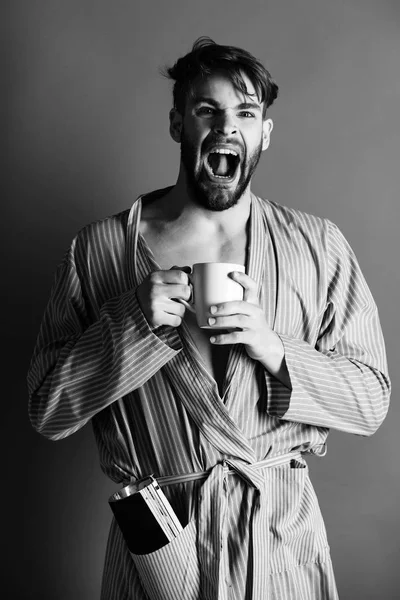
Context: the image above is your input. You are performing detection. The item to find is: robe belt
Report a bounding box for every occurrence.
[158,451,303,600]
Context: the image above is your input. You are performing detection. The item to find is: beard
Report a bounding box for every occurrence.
[180,130,263,212]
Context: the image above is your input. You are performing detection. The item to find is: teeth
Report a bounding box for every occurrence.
[211,148,238,156]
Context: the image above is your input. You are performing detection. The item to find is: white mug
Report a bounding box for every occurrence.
[179,262,245,328]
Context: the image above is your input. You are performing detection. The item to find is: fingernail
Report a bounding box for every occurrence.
[208,317,216,326]
[210,306,217,314]
[210,337,216,343]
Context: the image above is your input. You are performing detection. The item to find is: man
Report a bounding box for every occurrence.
[28,38,390,599]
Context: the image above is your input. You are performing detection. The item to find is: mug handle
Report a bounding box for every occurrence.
[176,298,196,313]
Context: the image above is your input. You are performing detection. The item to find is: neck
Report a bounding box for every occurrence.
[157,166,252,237]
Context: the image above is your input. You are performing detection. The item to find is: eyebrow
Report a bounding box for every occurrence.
[193,96,262,112]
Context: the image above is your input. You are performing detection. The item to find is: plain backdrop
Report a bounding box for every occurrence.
[3,0,400,598]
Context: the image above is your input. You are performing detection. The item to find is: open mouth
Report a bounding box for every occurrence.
[204,148,240,182]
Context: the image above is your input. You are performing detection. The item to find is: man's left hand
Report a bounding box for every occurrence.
[208,271,291,388]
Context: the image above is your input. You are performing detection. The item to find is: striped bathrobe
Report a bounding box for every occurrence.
[28,192,390,599]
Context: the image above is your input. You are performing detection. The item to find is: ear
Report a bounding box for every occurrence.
[169,108,183,143]
[261,118,273,151]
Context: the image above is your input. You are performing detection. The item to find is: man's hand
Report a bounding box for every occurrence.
[208,271,291,388]
[136,267,191,328]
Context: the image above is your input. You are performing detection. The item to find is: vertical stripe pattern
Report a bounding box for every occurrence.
[27,191,390,599]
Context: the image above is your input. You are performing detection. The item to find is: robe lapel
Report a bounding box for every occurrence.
[224,193,267,378]
[258,196,279,331]
[126,197,157,288]
[224,195,279,411]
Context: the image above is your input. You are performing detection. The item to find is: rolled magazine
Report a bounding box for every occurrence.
[109,475,183,554]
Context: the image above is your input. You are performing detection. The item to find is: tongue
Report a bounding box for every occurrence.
[209,154,230,177]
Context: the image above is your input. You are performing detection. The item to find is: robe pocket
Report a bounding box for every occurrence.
[268,463,330,575]
[131,518,201,600]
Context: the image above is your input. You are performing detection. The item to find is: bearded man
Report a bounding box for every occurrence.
[28,38,390,600]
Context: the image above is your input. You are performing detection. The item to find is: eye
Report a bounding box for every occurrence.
[196,107,215,116]
[238,111,256,118]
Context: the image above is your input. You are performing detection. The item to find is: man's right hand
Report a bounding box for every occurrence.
[136,267,192,328]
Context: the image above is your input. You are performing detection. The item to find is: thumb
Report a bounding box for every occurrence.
[229,271,259,304]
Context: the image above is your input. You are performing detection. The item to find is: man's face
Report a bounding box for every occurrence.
[172,71,273,211]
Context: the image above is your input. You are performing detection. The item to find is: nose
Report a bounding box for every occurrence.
[213,111,237,136]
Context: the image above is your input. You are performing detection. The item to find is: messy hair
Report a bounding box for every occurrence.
[163,37,279,119]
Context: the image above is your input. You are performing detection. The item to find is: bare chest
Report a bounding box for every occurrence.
[142,230,246,272]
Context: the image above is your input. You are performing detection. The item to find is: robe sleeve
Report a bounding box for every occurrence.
[265,220,391,436]
[27,239,182,441]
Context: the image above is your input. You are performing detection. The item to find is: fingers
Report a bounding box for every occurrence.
[168,267,193,299]
[146,298,186,328]
[165,283,192,301]
[159,301,186,327]
[151,310,183,328]
[210,330,246,345]
[137,268,192,328]
[207,314,252,330]
[151,269,190,285]
[149,271,191,301]
[166,300,186,318]
[163,313,183,327]
[209,301,258,317]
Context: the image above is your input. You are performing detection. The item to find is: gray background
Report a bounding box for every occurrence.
[4,0,400,598]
